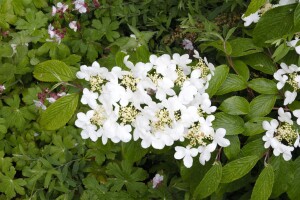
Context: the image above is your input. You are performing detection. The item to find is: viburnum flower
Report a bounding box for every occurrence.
[198,143,217,165]
[284,91,297,105]
[212,128,230,147]
[81,88,98,109]
[174,146,198,168]
[242,11,260,27]
[293,109,300,125]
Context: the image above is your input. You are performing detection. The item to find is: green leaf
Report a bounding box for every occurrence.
[33,60,76,82]
[240,138,266,157]
[206,65,229,97]
[287,157,300,199]
[270,156,294,198]
[0,63,16,82]
[215,74,247,95]
[39,93,79,130]
[246,95,277,119]
[251,165,274,200]
[115,51,128,69]
[0,168,26,199]
[243,117,272,136]
[232,60,250,81]
[243,53,277,75]
[122,141,148,164]
[244,0,266,16]
[248,78,278,94]
[193,162,222,199]
[272,43,291,62]
[219,96,250,115]
[229,38,263,57]
[224,135,240,160]
[15,10,47,32]
[213,112,245,135]
[221,156,259,183]
[253,4,297,46]
[295,3,300,28]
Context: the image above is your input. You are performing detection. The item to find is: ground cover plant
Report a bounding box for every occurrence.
[1,0,300,199]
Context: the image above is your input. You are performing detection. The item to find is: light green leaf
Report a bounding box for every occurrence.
[213,112,245,135]
[232,60,250,81]
[39,93,79,130]
[295,3,300,28]
[221,156,259,183]
[243,117,272,136]
[248,78,278,94]
[244,0,267,17]
[33,60,76,82]
[246,95,277,119]
[206,65,229,97]
[122,141,148,164]
[193,162,222,199]
[251,165,274,200]
[215,74,247,95]
[272,43,291,62]
[253,4,297,46]
[219,96,250,115]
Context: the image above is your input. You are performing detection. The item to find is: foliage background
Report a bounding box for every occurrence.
[0,0,300,199]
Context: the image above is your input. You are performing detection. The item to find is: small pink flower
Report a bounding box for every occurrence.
[152,174,163,188]
[69,21,78,32]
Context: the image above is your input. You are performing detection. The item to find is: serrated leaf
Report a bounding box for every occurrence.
[33,60,76,82]
[221,156,259,183]
[39,93,79,130]
[193,162,222,199]
[248,78,278,94]
[206,65,229,97]
[253,4,297,46]
[219,96,250,115]
[215,74,247,95]
[213,112,245,135]
[224,135,240,160]
[246,95,277,119]
[244,0,266,17]
[251,165,274,200]
[243,53,277,75]
[122,141,148,164]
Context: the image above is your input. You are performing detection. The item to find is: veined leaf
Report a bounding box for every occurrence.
[213,112,245,135]
[246,95,277,119]
[219,96,250,115]
[251,165,274,200]
[33,60,76,82]
[206,65,229,97]
[39,93,79,130]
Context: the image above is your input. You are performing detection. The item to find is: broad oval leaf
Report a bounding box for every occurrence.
[224,135,241,160]
[232,60,250,81]
[193,162,222,199]
[244,0,266,17]
[251,165,274,200]
[219,96,250,115]
[248,78,278,94]
[215,74,247,95]
[221,155,259,183]
[33,60,76,82]
[246,95,277,119]
[39,93,79,130]
[213,112,245,135]
[206,65,229,97]
[243,53,277,75]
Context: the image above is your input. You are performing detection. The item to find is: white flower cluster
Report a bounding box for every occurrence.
[75,50,230,168]
[262,108,300,161]
[274,63,300,105]
[242,0,298,27]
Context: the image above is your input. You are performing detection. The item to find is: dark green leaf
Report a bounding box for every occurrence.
[246,95,277,119]
[206,65,229,97]
[215,74,247,95]
[232,60,250,81]
[224,135,240,160]
[243,53,276,75]
[213,112,245,135]
[248,78,278,94]
[251,165,274,200]
[219,96,250,115]
[230,38,263,57]
[240,138,266,158]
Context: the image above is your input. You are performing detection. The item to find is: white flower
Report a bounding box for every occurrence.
[287,37,300,55]
[242,11,260,27]
[152,174,164,188]
[52,2,68,16]
[69,21,78,32]
[278,107,293,124]
[262,119,279,136]
[284,90,297,105]
[74,0,87,13]
[156,77,175,101]
[199,115,215,136]
[280,144,294,161]
[262,131,281,150]
[172,53,192,75]
[213,128,230,147]
[293,109,300,125]
[182,39,194,51]
[174,146,198,168]
[198,143,217,165]
[76,61,108,81]
[189,69,207,91]
[279,0,296,6]
[274,69,288,90]
[178,81,197,105]
[46,97,56,103]
[81,88,99,109]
